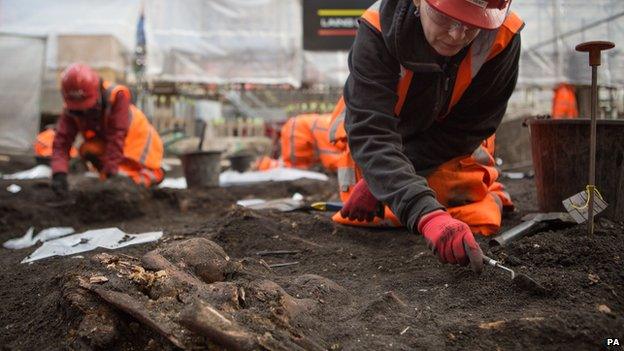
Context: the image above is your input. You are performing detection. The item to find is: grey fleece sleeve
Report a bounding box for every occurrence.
[343,20,444,232]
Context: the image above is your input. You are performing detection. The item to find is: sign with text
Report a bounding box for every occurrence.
[303,0,376,51]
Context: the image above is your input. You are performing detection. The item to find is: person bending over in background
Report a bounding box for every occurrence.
[51,63,164,197]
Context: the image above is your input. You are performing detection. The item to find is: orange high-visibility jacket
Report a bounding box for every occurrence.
[328,1,522,234]
[35,128,78,158]
[552,83,579,119]
[281,113,341,171]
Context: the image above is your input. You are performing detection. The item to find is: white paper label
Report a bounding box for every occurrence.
[562,189,608,224]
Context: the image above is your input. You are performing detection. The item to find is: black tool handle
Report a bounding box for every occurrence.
[323,201,344,211]
[319,201,385,219]
[374,202,385,219]
[197,122,208,151]
[489,219,545,247]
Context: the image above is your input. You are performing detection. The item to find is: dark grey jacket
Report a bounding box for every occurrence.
[343,0,521,231]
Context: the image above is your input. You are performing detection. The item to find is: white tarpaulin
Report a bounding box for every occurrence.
[159,167,328,189]
[219,168,328,186]
[0,34,45,153]
[144,0,303,86]
[2,165,52,180]
[0,0,141,71]
[1,0,620,90]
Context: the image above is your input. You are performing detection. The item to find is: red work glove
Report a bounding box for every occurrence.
[340,179,384,221]
[418,210,484,273]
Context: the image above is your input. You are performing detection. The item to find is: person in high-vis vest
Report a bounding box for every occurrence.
[50,63,164,196]
[332,0,523,273]
[255,113,342,172]
[552,83,578,119]
[280,113,342,172]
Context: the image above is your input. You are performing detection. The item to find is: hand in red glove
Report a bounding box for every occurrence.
[340,179,384,221]
[417,210,484,273]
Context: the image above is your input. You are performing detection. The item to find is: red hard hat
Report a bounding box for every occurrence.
[425,0,511,30]
[61,63,100,110]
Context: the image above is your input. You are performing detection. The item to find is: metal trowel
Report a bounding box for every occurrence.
[483,255,547,294]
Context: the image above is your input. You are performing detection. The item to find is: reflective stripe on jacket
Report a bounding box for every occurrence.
[101,81,163,171]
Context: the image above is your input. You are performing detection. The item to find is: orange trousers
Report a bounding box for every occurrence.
[255,156,281,171]
[332,136,513,236]
[79,139,164,187]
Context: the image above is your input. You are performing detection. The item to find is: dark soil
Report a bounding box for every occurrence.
[0,175,622,350]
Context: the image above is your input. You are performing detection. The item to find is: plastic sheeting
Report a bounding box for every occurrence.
[159,167,329,189]
[236,193,304,211]
[1,1,620,90]
[0,0,141,71]
[2,165,52,180]
[515,0,624,87]
[303,51,350,87]
[3,227,75,250]
[144,0,303,86]
[22,228,163,263]
[0,34,45,153]
[219,168,328,186]
[310,1,624,87]
[144,0,623,87]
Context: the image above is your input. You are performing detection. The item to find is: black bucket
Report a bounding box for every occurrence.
[179,151,222,188]
[528,119,624,221]
[228,153,254,173]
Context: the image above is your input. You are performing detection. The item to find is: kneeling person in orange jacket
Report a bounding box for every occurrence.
[335,0,522,272]
[255,114,342,172]
[281,113,341,172]
[51,63,164,196]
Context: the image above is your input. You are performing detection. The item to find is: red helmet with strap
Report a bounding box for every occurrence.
[424,0,512,30]
[61,63,100,110]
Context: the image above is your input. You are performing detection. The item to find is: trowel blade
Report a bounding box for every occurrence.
[512,273,547,295]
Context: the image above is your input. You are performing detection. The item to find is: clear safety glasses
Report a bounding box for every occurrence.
[421,1,480,34]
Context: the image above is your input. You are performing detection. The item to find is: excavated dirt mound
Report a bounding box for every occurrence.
[0,176,622,350]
